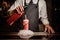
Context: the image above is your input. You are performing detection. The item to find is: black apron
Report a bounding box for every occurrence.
[25,0,39,32]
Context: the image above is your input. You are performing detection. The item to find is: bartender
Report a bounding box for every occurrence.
[8,0,55,33]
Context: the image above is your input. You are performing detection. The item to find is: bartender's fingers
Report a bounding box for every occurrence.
[47,26,55,33]
[44,26,55,34]
[44,27,47,32]
[16,7,21,14]
[19,6,24,11]
[48,28,50,34]
[49,27,55,33]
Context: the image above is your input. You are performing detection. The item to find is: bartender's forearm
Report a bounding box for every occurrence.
[41,18,49,25]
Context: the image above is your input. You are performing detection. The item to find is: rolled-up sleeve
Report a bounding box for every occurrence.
[8,0,23,11]
[39,1,49,25]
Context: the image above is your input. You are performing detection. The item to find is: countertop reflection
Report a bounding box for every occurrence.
[0,32,60,40]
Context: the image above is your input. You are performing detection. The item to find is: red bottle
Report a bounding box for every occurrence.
[7,11,24,26]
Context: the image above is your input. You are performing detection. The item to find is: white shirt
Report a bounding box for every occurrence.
[8,0,49,25]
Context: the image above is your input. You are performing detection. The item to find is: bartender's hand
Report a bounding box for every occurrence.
[44,24,55,34]
[16,6,24,14]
